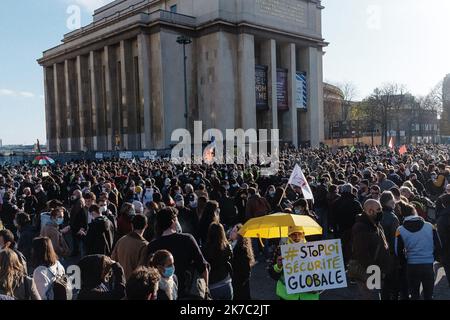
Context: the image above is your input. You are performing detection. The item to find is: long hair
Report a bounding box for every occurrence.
[204,222,229,261]
[199,201,220,242]
[0,249,26,297]
[233,224,255,267]
[31,237,58,268]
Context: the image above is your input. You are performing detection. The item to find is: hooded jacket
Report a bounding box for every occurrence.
[77,255,125,300]
[395,215,442,265]
[85,216,115,256]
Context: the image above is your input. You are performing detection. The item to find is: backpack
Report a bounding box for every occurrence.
[46,265,73,300]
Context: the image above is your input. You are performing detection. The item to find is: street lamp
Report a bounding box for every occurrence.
[177,35,192,131]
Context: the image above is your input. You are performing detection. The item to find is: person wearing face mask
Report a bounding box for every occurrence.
[149,250,178,300]
[351,200,390,300]
[269,226,319,300]
[140,207,209,299]
[40,208,71,260]
[379,191,400,300]
[395,202,442,300]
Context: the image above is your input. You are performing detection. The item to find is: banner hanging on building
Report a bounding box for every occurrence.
[281,239,347,294]
[296,72,307,109]
[255,65,269,110]
[95,153,103,159]
[277,68,289,110]
[119,151,133,159]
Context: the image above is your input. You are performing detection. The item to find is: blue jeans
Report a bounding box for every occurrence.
[210,282,233,300]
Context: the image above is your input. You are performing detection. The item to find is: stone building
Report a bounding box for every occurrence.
[323,83,344,140]
[38,0,326,152]
[441,74,450,138]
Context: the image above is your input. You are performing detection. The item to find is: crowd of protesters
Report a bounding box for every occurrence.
[0,143,449,300]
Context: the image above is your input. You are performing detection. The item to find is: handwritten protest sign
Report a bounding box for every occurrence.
[281,239,347,294]
[119,152,133,159]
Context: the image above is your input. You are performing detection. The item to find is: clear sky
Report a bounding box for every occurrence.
[1,0,449,145]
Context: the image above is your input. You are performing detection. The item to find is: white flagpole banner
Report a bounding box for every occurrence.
[288,164,314,200]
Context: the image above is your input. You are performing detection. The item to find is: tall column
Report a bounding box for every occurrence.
[149,33,165,149]
[237,33,257,130]
[137,33,152,150]
[54,63,67,152]
[288,43,298,148]
[120,40,137,150]
[299,47,324,147]
[77,55,92,151]
[89,50,108,150]
[104,46,117,150]
[89,52,98,150]
[44,66,57,151]
[279,45,291,144]
[65,59,81,151]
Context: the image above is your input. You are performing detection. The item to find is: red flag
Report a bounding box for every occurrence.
[388,137,394,150]
[399,145,407,155]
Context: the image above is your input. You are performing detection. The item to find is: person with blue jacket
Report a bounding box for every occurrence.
[395,202,442,300]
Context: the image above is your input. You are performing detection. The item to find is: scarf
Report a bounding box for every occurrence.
[158,277,178,300]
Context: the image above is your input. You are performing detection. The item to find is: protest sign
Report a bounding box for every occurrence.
[281,239,347,294]
[95,152,103,159]
[119,152,133,159]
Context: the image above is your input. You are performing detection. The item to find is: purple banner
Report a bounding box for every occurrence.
[255,65,269,110]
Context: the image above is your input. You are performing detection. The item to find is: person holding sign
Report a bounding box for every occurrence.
[268,226,320,300]
[350,199,390,300]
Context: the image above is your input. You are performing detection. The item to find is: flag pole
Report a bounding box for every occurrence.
[277,182,290,208]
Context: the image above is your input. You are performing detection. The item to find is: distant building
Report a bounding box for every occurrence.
[0,139,2,149]
[323,83,344,140]
[441,74,450,137]
[38,0,327,152]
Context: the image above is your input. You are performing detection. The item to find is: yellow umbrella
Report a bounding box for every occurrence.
[239,213,322,239]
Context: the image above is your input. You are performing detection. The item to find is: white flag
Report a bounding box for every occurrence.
[288,164,314,201]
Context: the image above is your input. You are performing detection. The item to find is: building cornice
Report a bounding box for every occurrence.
[38,13,327,66]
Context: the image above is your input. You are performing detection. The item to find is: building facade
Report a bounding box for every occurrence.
[323,83,344,140]
[441,74,450,138]
[38,0,326,152]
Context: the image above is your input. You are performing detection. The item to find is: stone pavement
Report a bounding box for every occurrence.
[250,260,450,300]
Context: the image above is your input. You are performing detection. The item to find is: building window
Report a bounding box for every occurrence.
[170,4,177,13]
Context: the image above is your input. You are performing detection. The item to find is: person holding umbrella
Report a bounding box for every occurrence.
[268,226,320,300]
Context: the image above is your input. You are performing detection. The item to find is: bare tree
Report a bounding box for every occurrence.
[420,81,444,120]
[334,82,358,122]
